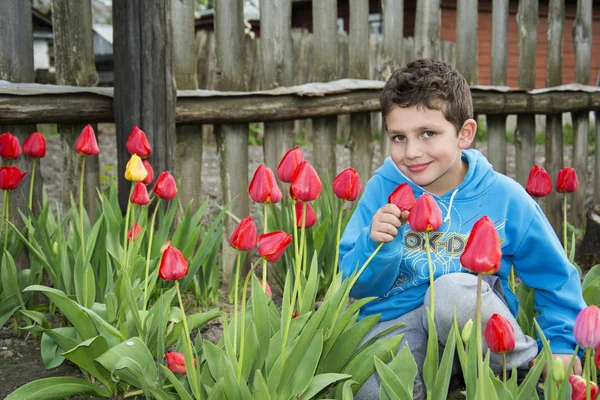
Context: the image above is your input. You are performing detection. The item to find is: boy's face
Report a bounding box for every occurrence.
[386,105,476,196]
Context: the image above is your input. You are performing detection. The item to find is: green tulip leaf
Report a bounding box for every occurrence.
[148,389,178,400]
[516,353,546,400]
[374,356,413,399]
[62,335,115,393]
[5,377,111,400]
[279,331,324,399]
[422,308,439,393]
[159,364,194,400]
[251,274,271,371]
[389,343,418,396]
[299,373,352,400]
[432,327,457,400]
[40,331,65,369]
[252,370,271,400]
[341,379,358,400]
[203,340,226,382]
[207,378,225,400]
[95,337,157,389]
[299,250,320,315]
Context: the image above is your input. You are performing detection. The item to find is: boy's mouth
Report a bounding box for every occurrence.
[406,162,431,173]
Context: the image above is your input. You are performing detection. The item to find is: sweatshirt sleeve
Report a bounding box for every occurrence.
[510,204,586,355]
[338,176,405,299]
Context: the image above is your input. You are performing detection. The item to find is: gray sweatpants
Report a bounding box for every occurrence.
[354,272,538,400]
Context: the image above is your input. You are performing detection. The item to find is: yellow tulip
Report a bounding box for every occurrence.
[125,154,148,182]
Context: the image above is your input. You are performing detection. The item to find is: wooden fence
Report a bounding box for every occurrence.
[0,0,598,282]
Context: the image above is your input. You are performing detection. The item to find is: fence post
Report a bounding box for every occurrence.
[544,0,565,234]
[214,0,249,286]
[348,0,373,184]
[172,0,202,208]
[456,0,478,85]
[113,0,177,211]
[260,0,295,184]
[515,0,538,186]
[414,0,441,60]
[571,0,592,227]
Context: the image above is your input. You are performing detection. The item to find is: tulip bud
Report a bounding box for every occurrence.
[53,241,59,255]
[525,165,552,197]
[332,168,362,201]
[165,352,196,375]
[293,310,298,318]
[258,231,293,263]
[552,357,565,383]
[127,223,142,241]
[277,146,304,183]
[258,279,272,298]
[460,216,502,275]
[141,160,154,185]
[407,193,442,232]
[290,161,322,202]
[484,314,515,354]
[126,125,152,159]
[461,319,473,345]
[388,183,416,211]
[125,154,148,182]
[249,164,282,204]
[153,171,178,200]
[568,374,599,400]
[158,244,188,280]
[130,182,150,205]
[229,216,258,251]
[0,166,27,190]
[74,124,100,156]
[22,132,46,158]
[0,132,22,160]
[556,167,578,193]
[295,201,317,228]
[573,305,600,349]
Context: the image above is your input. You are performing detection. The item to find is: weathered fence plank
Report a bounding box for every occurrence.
[456,0,478,85]
[414,0,440,60]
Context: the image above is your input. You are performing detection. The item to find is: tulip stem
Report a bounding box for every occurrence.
[297,203,307,307]
[502,353,507,385]
[3,191,8,251]
[262,203,268,292]
[425,232,435,316]
[563,194,568,254]
[79,157,86,260]
[124,385,174,398]
[592,349,597,385]
[333,199,344,284]
[27,159,36,230]
[233,251,241,355]
[175,280,201,398]
[292,200,299,266]
[475,274,484,400]
[122,185,134,271]
[237,258,263,381]
[509,267,516,293]
[142,199,160,328]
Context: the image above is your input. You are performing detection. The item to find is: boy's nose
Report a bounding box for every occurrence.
[405,140,423,159]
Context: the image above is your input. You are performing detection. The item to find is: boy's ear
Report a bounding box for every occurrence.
[458,118,477,149]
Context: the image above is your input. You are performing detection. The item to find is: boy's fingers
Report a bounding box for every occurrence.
[400,210,410,224]
[381,203,402,218]
[378,212,402,228]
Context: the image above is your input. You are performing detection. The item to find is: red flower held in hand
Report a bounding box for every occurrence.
[249,164,282,204]
[159,243,188,280]
[22,132,46,158]
[74,124,100,156]
[126,125,152,159]
[0,132,21,159]
[568,375,599,400]
[388,183,416,211]
[130,181,150,205]
[229,216,258,251]
[556,167,579,193]
[142,160,154,185]
[525,165,552,197]
[153,171,178,200]
[127,223,142,241]
[484,314,515,354]
[295,200,317,228]
[165,352,196,375]
[408,193,441,232]
[259,279,272,298]
[573,305,600,349]
[460,216,502,274]
[0,166,26,190]
[333,168,362,201]
[290,161,322,202]
[277,146,304,183]
[258,231,293,263]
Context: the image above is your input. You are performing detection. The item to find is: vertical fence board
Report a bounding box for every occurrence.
[456,0,478,85]
[415,0,441,59]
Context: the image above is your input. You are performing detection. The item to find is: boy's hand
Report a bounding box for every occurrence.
[531,353,582,378]
[370,204,410,243]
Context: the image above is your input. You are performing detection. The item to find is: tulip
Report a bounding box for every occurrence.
[484,314,515,354]
[332,168,362,201]
[290,161,322,202]
[130,182,150,205]
[461,319,474,345]
[249,164,282,204]
[460,216,502,274]
[258,231,293,263]
[556,167,579,193]
[595,345,600,370]
[126,125,152,159]
[295,200,317,228]
[142,160,154,185]
[525,164,552,197]
[153,171,178,200]
[277,146,304,183]
[573,306,600,349]
[22,132,46,158]
[158,243,188,280]
[165,352,196,375]
[388,183,416,211]
[259,279,272,298]
[127,223,142,241]
[74,124,99,156]
[125,154,148,182]
[229,216,258,251]
[0,166,26,190]
[407,193,441,232]
[0,132,21,159]
[568,375,599,400]
[553,357,565,384]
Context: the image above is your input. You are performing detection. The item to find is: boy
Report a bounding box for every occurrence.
[339,59,586,399]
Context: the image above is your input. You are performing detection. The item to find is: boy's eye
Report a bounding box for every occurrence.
[423,131,436,138]
[392,135,405,142]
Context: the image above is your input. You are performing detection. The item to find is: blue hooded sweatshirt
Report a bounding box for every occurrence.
[339,149,586,354]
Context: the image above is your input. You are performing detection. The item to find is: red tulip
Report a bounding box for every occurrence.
[460,216,502,275]
[568,375,599,400]
[277,146,304,183]
[332,168,362,201]
[290,161,322,202]
[74,124,100,156]
[153,171,178,200]
[293,310,298,319]
[22,132,46,158]
[142,160,154,185]
[295,200,317,228]
[258,231,293,263]
[127,223,142,241]
[259,279,272,298]
[573,305,600,349]
[229,216,258,251]
[407,193,441,232]
[388,183,416,211]
[556,167,579,193]
[130,181,150,205]
[158,243,188,280]
[525,165,552,197]
[484,314,515,354]
[595,345,600,370]
[249,164,282,204]
[0,132,21,159]
[0,166,26,190]
[165,352,196,375]
[126,125,152,159]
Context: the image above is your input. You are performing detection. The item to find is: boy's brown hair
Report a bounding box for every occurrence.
[380,59,473,133]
